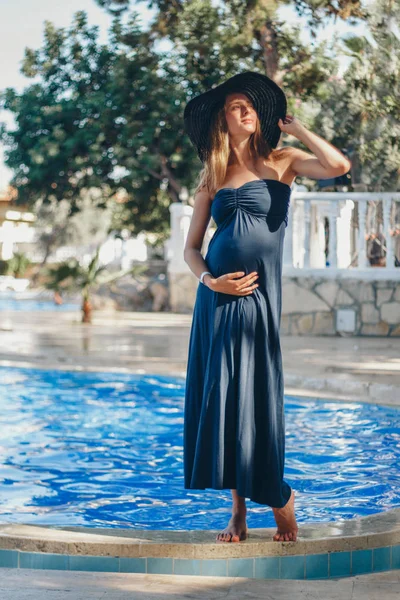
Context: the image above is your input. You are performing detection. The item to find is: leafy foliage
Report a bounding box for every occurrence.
[7,252,31,278]
[43,245,145,300]
[1,0,398,247]
[312,0,400,190]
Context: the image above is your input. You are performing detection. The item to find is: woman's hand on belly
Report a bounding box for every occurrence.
[206,271,259,296]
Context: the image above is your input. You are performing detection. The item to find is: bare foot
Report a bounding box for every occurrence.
[216,511,248,543]
[272,489,298,542]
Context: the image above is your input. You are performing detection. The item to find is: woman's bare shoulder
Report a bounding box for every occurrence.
[194,182,213,203]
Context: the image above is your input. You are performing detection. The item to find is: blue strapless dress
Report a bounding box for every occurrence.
[183,178,292,508]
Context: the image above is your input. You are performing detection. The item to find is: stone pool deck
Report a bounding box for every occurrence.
[0,308,399,597]
[0,309,399,405]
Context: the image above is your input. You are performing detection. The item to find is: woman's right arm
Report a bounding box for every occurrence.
[183,187,215,288]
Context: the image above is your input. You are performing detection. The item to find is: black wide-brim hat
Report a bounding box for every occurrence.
[183,71,287,163]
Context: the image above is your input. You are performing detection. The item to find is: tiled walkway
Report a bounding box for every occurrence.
[0,567,399,599]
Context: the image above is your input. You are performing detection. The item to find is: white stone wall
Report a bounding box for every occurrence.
[167,271,400,335]
[281,276,400,336]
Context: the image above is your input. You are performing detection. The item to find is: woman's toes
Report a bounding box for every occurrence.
[274,530,297,542]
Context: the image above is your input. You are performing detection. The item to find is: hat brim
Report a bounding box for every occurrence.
[183,71,287,163]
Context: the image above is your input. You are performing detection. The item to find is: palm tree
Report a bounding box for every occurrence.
[8,252,31,278]
[44,246,146,323]
[43,259,81,306]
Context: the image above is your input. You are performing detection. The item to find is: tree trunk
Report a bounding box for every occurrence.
[260,20,280,83]
[82,299,92,324]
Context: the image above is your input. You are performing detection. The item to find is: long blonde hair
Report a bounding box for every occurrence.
[194,95,274,198]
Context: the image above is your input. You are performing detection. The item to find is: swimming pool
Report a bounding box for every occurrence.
[0,366,398,530]
[0,293,79,312]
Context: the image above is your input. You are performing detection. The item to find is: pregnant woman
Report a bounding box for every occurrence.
[182,71,351,543]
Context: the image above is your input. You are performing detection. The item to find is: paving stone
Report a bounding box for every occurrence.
[0,568,399,600]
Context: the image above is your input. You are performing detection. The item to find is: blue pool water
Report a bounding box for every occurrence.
[0,366,399,530]
[0,294,79,312]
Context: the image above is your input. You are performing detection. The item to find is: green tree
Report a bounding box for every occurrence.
[0,11,173,238]
[3,0,394,245]
[1,13,116,212]
[95,0,365,32]
[310,0,400,190]
[0,2,352,222]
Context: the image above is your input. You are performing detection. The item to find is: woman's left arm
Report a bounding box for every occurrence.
[278,116,351,179]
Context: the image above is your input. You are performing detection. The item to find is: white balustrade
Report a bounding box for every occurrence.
[284,190,400,278]
[166,192,400,285]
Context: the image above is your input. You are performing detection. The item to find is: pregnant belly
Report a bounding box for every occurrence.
[205,227,278,278]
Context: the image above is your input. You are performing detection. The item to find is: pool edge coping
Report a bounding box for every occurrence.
[0,507,399,559]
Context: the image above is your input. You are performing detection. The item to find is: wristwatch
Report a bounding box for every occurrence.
[199,270,213,284]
